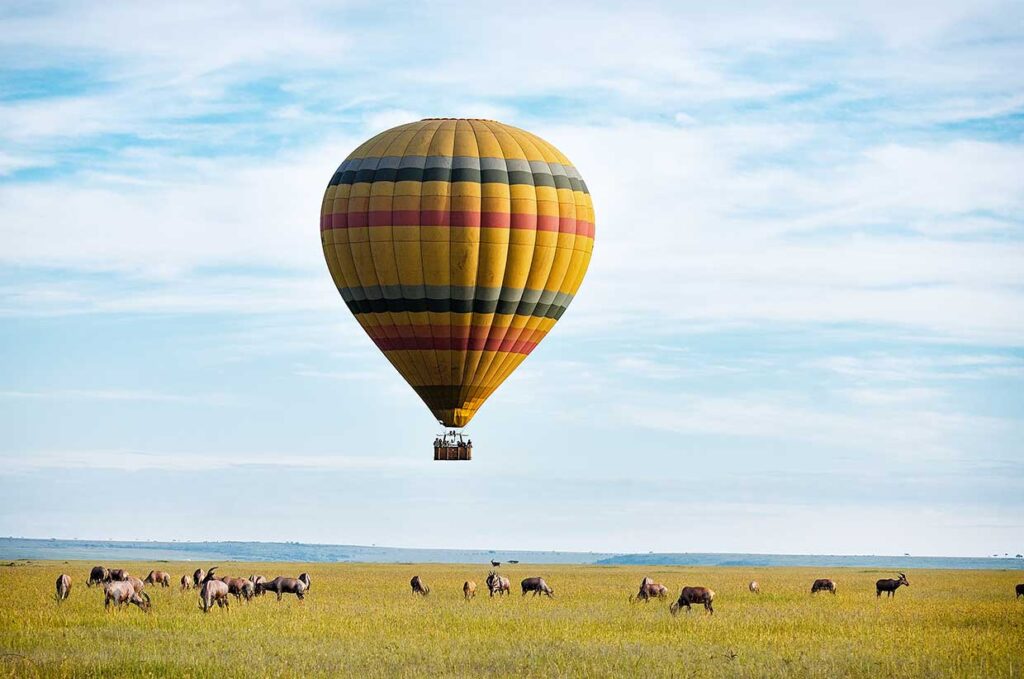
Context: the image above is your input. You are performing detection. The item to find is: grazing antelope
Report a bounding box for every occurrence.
[521,577,554,597]
[630,576,668,603]
[1015,583,1023,598]
[410,575,430,596]
[463,581,477,599]
[298,573,311,591]
[193,568,206,588]
[199,567,230,613]
[87,566,108,587]
[145,570,171,588]
[876,573,909,597]
[55,574,71,602]
[811,578,837,594]
[104,581,150,611]
[486,571,510,597]
[670,586,715,615]
[108,569,129,582]
[180,574,192,591]
[749,581,760,594]
[257,576,307,601]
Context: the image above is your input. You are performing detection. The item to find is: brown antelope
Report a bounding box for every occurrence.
[257,576,307,601]
[199,567,230,612]
[1014,583,1023,598]
[811,578,837,594]
[463,580,477,599]
[249,575,267,596]
[180,574,192,591]
[486,571,510,597]
[108,569,129,582]
[55,574,71,602]
[630,576,668,603]
[145,570,171,588]
[876,573,909,597]
[193,568,206,588]
[410,575,430,596]
[104,581,150,611]
[87,566,108,587]
[749,581,760,594]
[521,577,554,597]
[670,586,715,615]
[298,573,311,591]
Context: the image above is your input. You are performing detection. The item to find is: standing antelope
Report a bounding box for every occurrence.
[463,581,477,599]
[876,573,909,597]
[410,575,430,596]
[1016,584,1023,598]
[811,578,837,594]
[199,567,230,613]
[180,574,192,591]
[298,573,311,591]
[670,586,715,615]
[55,574,71,602]
[250,575,267,597]
[193,568,206,588]
[749,581,760,594]
[486,571,510,597]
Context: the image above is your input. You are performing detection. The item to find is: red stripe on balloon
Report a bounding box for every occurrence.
[322,210,594,237]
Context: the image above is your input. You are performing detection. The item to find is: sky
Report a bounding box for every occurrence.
[1,1,1022,557]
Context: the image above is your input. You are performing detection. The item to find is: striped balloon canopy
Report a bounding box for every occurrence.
[320,118,595,428]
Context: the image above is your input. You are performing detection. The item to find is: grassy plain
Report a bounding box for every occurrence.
[0,561,1021,677]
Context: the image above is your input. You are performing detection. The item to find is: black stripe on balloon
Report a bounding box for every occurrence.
[328,168,588,193]
[342,296,567,320]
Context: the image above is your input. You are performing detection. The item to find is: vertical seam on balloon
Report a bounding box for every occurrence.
[466,120,522,408]
[455,120,502,412]
[343,130,418,391]
[384,125,433,394]
[418,120,448,402]
[453,120,489,414]
[449,119,473,423]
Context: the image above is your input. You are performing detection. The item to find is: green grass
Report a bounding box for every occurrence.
[1,561,1021,677]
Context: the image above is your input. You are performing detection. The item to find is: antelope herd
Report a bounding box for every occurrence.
[46,566,1024,615]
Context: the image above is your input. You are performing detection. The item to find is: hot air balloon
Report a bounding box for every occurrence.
[320,118,595,459]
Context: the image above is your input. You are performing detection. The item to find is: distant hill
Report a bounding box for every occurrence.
[2,538,1020,570]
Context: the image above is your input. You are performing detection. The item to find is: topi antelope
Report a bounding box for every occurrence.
[180,574,192,591]
[257,576,307,601]
[521,577,554,597]
[145,570,171,588]
[749,581,760,594]
[463,581,477,599]
[87,566,108,587]
[199,567,230,613]
[104,581,150,612]
[630,576,668,603]
[410,575,430,596]
[1015,583,1023,598]
[193,568,206,588]
[55,574,71,602]
[670,586,715,615]
[811,578,837,595]
[876,573,909,597]
[486,571,510,597]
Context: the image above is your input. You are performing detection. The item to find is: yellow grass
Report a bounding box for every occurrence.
[0,561,1021,677]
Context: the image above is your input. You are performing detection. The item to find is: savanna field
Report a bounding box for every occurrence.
[0,561,1021,678]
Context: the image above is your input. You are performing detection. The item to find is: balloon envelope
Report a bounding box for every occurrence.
[320,119,595,427]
